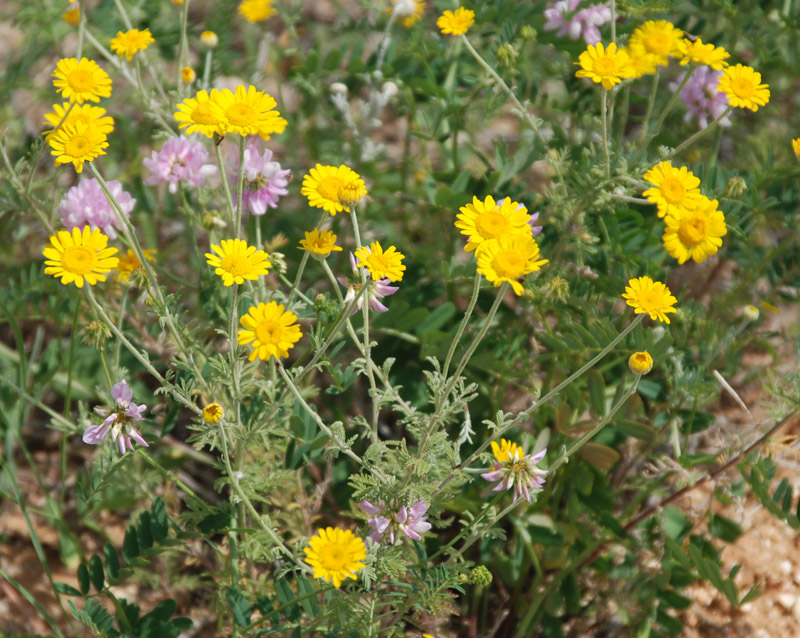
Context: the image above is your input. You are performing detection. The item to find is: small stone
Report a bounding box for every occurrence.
[777,593,796,612]
[780,560,793,575]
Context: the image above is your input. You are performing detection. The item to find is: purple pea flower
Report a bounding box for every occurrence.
[84,380,149,454]
[359,499,432,544]
[143,136,217,194]
[231,140,291,215]
[339,252,399,314]
[59,178,134,239]
[670,67,732,129]
[396,500,432,541]
[543,0,611,44]
[481,440,547,503]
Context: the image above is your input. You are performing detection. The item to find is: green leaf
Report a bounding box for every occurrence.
[323,49,342,71]
[103,542,120,580]
[416,302,456,334]
[77,563,90,595]
[88,554,104,592]
[137,511,154,550]
[614,419,656,441]
[587,371,606,416]
[709,514,743,542]
[150,497,169,541]
[580,443,619,470]
[529,525,564,546]
[54,582,83,597]
[198,510,231,533]
[226,587,252,626]
[122,525,140,563]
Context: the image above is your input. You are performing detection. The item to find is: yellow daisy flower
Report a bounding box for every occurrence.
[301,164,364,216]
[454,195,532,252]
[43,226,119,288]
[238,301,302,361]
[202,403,224,424]
[299,228,343,258]
[436,7,475,36]
[792,138,800,160]
[303,527,367,588]
[354,241,406,282]
[43,102,114,139]
[109,28,155,60]
[116,248,156,283]
[491,439,523,464]
[208,85,287,139]
[628,351,653,375]
[622,276,677,324]
[338,179,368,206]
[642,161,702,218]
[48,122,109,174]
[476,235,548,296]
[677,37,729,70]
[52,57,113,104]
[205,238,271,286]
[174,90,225,137]
[623,46,658,78]
[62,4,80,26]
[238,0,275,23]
[390,0,425,28]
[575,42,635,91]
[628,20,683,68]
[181,67,196,84]
[662,196,726,264]
[718,64,770,112]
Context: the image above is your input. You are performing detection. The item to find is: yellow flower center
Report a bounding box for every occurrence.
[730,77,754,98]
[644,33,669,54]
[226,103,257,127]
[68,70,95,91]
[492,249,526,279]
[220,254,250,277]
[256,320,282,344]
[636,289,660,310]
[61,246,94,274]
[592,56,616,76]
[64,135,92,158]
[660,177,686,204]
[475,210,509,239]
[366,253,392,274]
[192,102,218,125]
[317,176,344,202]
[677,215,706,246]
[318,544,349,570]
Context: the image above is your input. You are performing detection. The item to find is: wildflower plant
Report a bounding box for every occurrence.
[2,1,800,637]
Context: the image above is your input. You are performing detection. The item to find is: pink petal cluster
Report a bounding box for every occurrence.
[359,499,432,544]
[481,448,548,503]
[143,136,217,194]
[84,380,149,454]
[59,178,134,239]
[543,0,611,44]
[670,67,732,129]
[231,140,291,215]
[339,252,399,314]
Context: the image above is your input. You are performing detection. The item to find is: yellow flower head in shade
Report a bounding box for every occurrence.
[181,67,196,83]
[239,0,275,22]
[205,238,271,286]
[43,102,114,139]
[299,228,343,258]
[454,195,532,252]
[238,301,302,361]
[662,196,727,265]
[338,178,368,206]
[301,164,364,215]
[792,138,800,160]
[436,7,475,36]
[491,439,524,464]
[575,42,635,90]
[622,276,677,324]
[642,161,702,218]
[476,235,548,296]
[628,20,683,68]
[43,226,119,288]
[208,85,288,139]
[354,242,406,282]
[202,403,224,424]
[62,4,80,26]
[48,122,109,174]
[391,0,425,28]
[628,351,653,375]
[174,90,224,138]
[622,45,658,78]
[718,64,770,112]
[52,57,113,104]
[116,248,156,283]
[677,37,729,70]
[303,527,367,588]
[109,28,155,60]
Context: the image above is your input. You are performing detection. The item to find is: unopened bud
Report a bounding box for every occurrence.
[496,43,519,68]
[81,320,112,348]
[200,30,219,48]
[181,67,196,84]
[520,26,537,41]
[330,82,348,95]
[742,304,759,321]
[723,176,746,198]
[628,351,653,375]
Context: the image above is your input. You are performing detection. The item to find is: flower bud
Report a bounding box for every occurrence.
[200,30,219,48]
[338,179,367,206]
[81,320,112,348]
[742,304,759,321]
[471,565,492,587]
[382,81,398,99]
[723,176,746,198]
[520,25,537,41]
[181,67,196,84]
[628,351,653,375]
[330,82,348,95]
[203,403,224,424]
[496,43,519,68]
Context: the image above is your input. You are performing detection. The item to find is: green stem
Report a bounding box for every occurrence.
[460,35,547,148]
[202,49,213,91]
[637,68,660,143]
[601,89,610,178]
[214,139,237,227]
[663,106,733,161]
[442,271,482,381]
[77,0,87,59]
[176,0,191,96]
[235,136,246,239]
